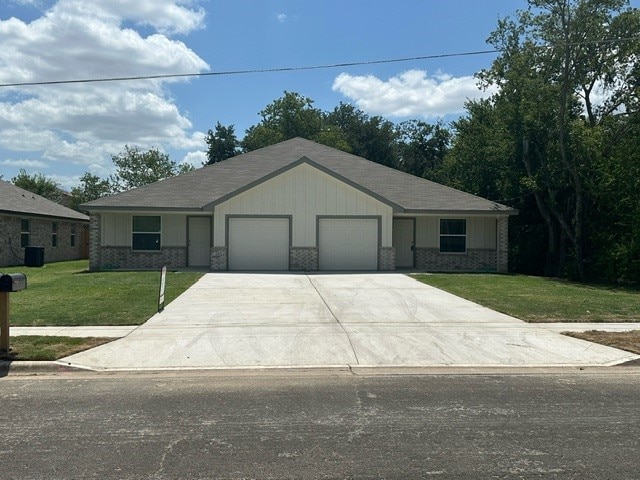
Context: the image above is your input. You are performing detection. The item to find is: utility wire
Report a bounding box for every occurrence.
[0,50,499,88]
[0,36,638,88]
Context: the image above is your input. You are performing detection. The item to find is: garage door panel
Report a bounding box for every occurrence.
[319,218,378,270]
[228,218,289,271]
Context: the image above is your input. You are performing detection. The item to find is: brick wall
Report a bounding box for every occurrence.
[210,246,227,271]
[378,247,395,271]
[99,246,187,270]
[415,248,497,272]
[1,214,87,267]
[290,247,318,271]
[497,216,509,273]
[89,213,101,271]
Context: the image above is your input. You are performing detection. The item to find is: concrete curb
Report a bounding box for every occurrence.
[0,360,92,376]
[3,361,640,377]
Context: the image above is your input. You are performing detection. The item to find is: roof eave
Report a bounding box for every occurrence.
[0,209,89,222]
[81,205,206,213]
[401,208,519,216]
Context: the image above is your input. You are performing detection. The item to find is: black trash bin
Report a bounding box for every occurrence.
[24,246,45,267]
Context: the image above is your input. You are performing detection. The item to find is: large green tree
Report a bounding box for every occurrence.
[396,120,451,180]
[109,145,194,192]
[12,169,62,203]
[325,103,399,168]
[70,172,112,210]
[204,122,240,165]
[478,0,639,280]
[241,91,324,151]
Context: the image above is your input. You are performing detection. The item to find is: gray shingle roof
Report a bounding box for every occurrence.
[0,179,89,221]
[83,138,516,214]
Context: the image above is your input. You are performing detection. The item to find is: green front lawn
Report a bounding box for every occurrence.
[1,336,114,361]
[414,274,640,322]
[2,260,202,326]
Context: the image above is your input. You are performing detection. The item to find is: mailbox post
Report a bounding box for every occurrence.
[0,273,27,354]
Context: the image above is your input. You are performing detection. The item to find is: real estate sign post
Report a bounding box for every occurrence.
[0,292,9,353]
[158,265,167,313]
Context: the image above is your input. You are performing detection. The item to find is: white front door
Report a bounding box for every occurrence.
[318,218,379,270]
[393,218,415,268]
[228,217,290,271]
[188,217,211,267]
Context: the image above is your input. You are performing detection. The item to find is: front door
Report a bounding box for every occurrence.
[393,218,415,268]
[188,217,211,267]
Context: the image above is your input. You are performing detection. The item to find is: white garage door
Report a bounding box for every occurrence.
[318,218,379,270]
[228,217,289,271]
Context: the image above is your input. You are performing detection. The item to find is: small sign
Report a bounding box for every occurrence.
[158,265,167,313]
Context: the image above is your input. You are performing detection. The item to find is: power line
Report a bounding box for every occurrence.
[1,35,638,89]
[0,50,500,88]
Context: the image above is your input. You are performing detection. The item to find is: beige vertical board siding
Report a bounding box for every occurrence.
[162,214,186,246]
[101,213,131,246]
[415,217,438,248]
[214,163,393,247]
[466,217,497,249]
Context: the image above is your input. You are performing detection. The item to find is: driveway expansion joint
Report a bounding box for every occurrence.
[306,274,361,365]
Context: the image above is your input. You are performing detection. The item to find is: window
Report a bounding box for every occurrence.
[52,222,58,247]
[440,219,466,253]
[132,215,161,251]
[20,219,30,247]
[70,224,76,247]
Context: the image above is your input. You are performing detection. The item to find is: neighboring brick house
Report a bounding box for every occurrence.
[0,179,89,267]
[83,138,517,272]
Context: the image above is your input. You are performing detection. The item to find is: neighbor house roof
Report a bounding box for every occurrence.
[0,179,89,221]
[83,138,516,215]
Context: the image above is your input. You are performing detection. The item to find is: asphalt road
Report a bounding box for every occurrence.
[2,370,640,479]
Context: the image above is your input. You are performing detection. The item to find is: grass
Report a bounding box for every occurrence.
[414,273,640,322]
[1,336,113,361]
[2,260,202,326]
[565,330,640,356]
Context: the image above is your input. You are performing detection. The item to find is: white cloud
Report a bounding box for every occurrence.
[182,150,207,167]
[1,158,49,169]
[276,13,287,23]
[0,0,209,176]
[332,70,497,119]
[54,0,205,35]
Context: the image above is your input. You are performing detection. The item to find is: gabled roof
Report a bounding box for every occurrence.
[83,138,516,215]
[0,179,89,221]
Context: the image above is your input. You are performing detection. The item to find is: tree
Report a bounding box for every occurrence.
[204,122,240,165]
[396,120,451,180]
[443,98,550,275]
[12,169,62,203]
[241,91,324,151]
[109,145,194,192]
[70,172,112,210]
[325,103,399,168]
[480,0,639,280]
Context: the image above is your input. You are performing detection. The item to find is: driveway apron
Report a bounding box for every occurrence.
[61,274,638,370]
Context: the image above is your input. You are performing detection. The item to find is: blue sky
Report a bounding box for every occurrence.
[0,0,636,190]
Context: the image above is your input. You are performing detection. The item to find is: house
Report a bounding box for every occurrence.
[82,138,517,272]
[0,179,89,267]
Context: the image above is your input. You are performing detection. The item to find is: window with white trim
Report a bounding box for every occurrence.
[132,216,161,251]
[440,219,466,253]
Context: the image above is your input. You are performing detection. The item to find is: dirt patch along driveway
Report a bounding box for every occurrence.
[61,273,639,370]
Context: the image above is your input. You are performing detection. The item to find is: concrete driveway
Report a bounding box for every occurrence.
[61,273,638,370]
